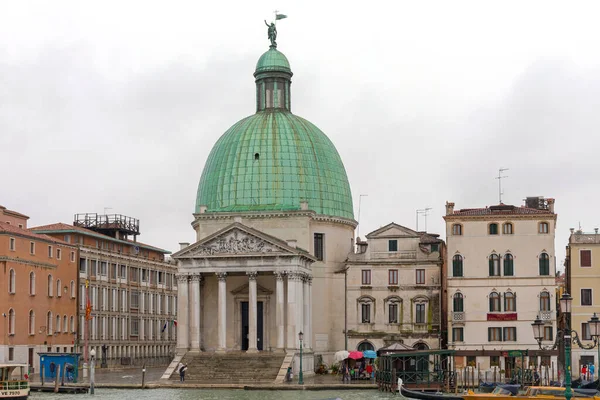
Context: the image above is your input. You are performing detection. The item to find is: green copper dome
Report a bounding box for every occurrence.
[195,47,354,220]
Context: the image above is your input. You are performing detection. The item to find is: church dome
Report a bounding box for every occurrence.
[195,47,354,220]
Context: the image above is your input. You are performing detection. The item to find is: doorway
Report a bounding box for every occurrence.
[241,301,263,351]
[28,348,34,373]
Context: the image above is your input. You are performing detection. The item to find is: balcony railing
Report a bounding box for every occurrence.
[540,311,553,321]
[452,312,465,322]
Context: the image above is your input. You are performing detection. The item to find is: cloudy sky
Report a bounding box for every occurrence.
[2,1,600,268]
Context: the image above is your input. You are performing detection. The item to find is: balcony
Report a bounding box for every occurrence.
[540,311,553,321]
[452,312,465,322]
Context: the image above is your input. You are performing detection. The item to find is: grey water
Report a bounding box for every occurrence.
[30,388,399,399]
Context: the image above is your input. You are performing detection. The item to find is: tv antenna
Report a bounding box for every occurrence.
[495,168,509,204]
[356,194,368,238]
[416,208,432,231]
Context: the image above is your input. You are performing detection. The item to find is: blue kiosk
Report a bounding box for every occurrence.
[38,352,82,383]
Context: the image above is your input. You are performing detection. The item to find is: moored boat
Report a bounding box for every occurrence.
[0,364,29,400]
[463,385,600,400]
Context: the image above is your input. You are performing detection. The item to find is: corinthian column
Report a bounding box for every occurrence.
[286,272,297,350]
[303,275,311,349]
[176,274,189,352]
[189,274,202,351]
[216,272,227,353]
[275,272,285,351]
[247,271,258,353]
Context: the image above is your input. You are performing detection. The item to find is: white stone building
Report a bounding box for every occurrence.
[444,198,558,375]
[346,223,445,352]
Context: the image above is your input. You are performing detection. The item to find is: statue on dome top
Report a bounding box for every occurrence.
[265,20,277,48]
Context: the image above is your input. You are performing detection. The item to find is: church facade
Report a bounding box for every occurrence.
[172,38,356,373]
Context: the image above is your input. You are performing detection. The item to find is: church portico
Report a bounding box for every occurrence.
[172,223,315,354]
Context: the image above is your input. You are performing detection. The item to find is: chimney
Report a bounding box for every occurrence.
[445,202,455,216]
[179,242,190,250]
[547,198,555,213]
[287,239,297,248]
[300,201,309,211]
[199,205,207,214]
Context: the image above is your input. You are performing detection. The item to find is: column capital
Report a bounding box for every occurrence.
[287,271,302,281]
[274,271,286,281]
[216,272,227,282]
[176,274,189,283]
[190,274,202,282]
[307,275,313,285]
[246,271,258,280]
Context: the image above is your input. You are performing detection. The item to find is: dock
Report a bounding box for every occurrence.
[30,385,89,394]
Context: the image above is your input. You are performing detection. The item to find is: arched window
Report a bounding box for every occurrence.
[8,269,15,294]
[56,315,61,334]
[29,272,35,295]
[358,296,375,324]
[70,281,75,298]
[357,341,375,352]
[453,255,463,277]
[452,224,463,235]
[453,293,464,312]
[70,316,75,333]
[540,291,551,311]
[47,274,53,297]
[503,254,514,276]
[489,254,500,276]
[539,253,550,276]
[56,279,62,298]
[504,292,516,311]
[63,315,68,333]
[47,311,53,334]
[489,223,499,235]
[28,310,35,335]
[539,222,549,234]
[503,222,514,234]
[385,296,401,324]
[489,292,501,312]
[413,296,429,324]
[414,342,429,350]
[8,309,15,335]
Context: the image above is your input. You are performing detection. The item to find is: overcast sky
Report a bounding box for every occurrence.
[2,1,600,269]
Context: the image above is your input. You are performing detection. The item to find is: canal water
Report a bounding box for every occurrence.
[30,388,399,399]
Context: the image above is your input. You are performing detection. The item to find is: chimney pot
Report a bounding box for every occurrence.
[445,201,455,216]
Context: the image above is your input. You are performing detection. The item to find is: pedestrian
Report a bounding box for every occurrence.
[590,363,596,380]
[179,363,187,382]
[582,364,587,380]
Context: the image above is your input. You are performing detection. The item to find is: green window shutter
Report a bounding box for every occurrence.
[488,328,491,342]
[489,257,494,276]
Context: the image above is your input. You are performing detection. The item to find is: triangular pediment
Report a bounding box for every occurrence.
[365,222,419,239]
[173,223,313,260]
[231,282,273,295]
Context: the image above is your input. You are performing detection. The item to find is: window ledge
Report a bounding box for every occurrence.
[387,285,399,290]
[360,285,372,289]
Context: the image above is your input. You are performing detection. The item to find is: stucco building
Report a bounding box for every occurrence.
[444,197,558,375]
[566,228,600,371]
[0,206,78,373]
[346,223,445,352]
[32,214,177,368]
[171,38,356,378]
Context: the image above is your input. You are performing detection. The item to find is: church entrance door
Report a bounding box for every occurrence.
[241,301,264,350]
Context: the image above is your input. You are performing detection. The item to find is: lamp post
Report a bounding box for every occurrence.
[588,313,600,380]
[89,348,96,395]
[298,331,304,385]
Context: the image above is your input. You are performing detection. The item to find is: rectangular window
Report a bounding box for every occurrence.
[582,323,592,340]
[64,235,71,243]
[9,237,15,251]
[70,251,75,262]
[131,318,139,336]
[452,327,464,342]
[56,248,61,260]
[389,269,398,285]
[142,269,148,282]
[120,265,126,279]
[130,267,139,282]
[489,224,498,235]
[431,244,439,252]
[490,356,499,367]
[314,233,324,261]
[416,269,425,284]
[388,240,398,252]
[415,303,426,324]
[100,261,107,276]
[488,327,502,341]
[48,245,53,258]
[361,270,371,285]
[8,348,14,361]
[543,326,553,341]
[503,223,513,234]
[79,258,86,273]
[90,260,97,276]
[361,303,371,323]
[111,264,117,279]
[389,303,399,323]
[539,222,549,233]
[581,250,592,268]
[582,289,593,306]
[30,242,35,254]
[466,356,476,366]
[503,327,517,341]
[131,291,139,309]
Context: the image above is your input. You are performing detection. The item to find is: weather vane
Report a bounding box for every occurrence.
[265,11,287,48]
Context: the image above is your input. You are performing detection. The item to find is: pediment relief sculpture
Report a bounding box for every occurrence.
[189,229,283,256]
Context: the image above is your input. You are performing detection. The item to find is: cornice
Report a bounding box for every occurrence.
[80,248,177,271]
[0,256,57,269]
[444,214,557,222]
[191,210,357,228]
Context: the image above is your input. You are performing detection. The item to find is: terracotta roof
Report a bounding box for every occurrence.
[450,204,553,217]
[0,205,29,219]
[419,233,442,244]
[31,223,170,254]
[0,223,71,245]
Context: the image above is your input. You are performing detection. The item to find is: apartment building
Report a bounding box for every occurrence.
[444,197,558,375]
[0,206,78,372]
[345,223,445,351]
[32,213,177,367]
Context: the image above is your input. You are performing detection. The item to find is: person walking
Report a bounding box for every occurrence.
[589,363,596,380]
[342,363,350,383]
[179,363,187,382]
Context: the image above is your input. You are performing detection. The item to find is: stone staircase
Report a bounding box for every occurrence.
[169,351,286,383]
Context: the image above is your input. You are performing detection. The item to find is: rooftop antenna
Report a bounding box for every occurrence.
[495,168,509,204]
[416,208,432,231]
[356,194,368,238]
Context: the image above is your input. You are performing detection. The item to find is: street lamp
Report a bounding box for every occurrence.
[298,331,304,385]
[588,313,600,380]
[89,348,96,395]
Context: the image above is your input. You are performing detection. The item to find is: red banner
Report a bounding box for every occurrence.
[487,313,517,321]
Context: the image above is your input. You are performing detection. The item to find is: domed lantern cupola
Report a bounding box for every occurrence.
[254,42,293,112]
